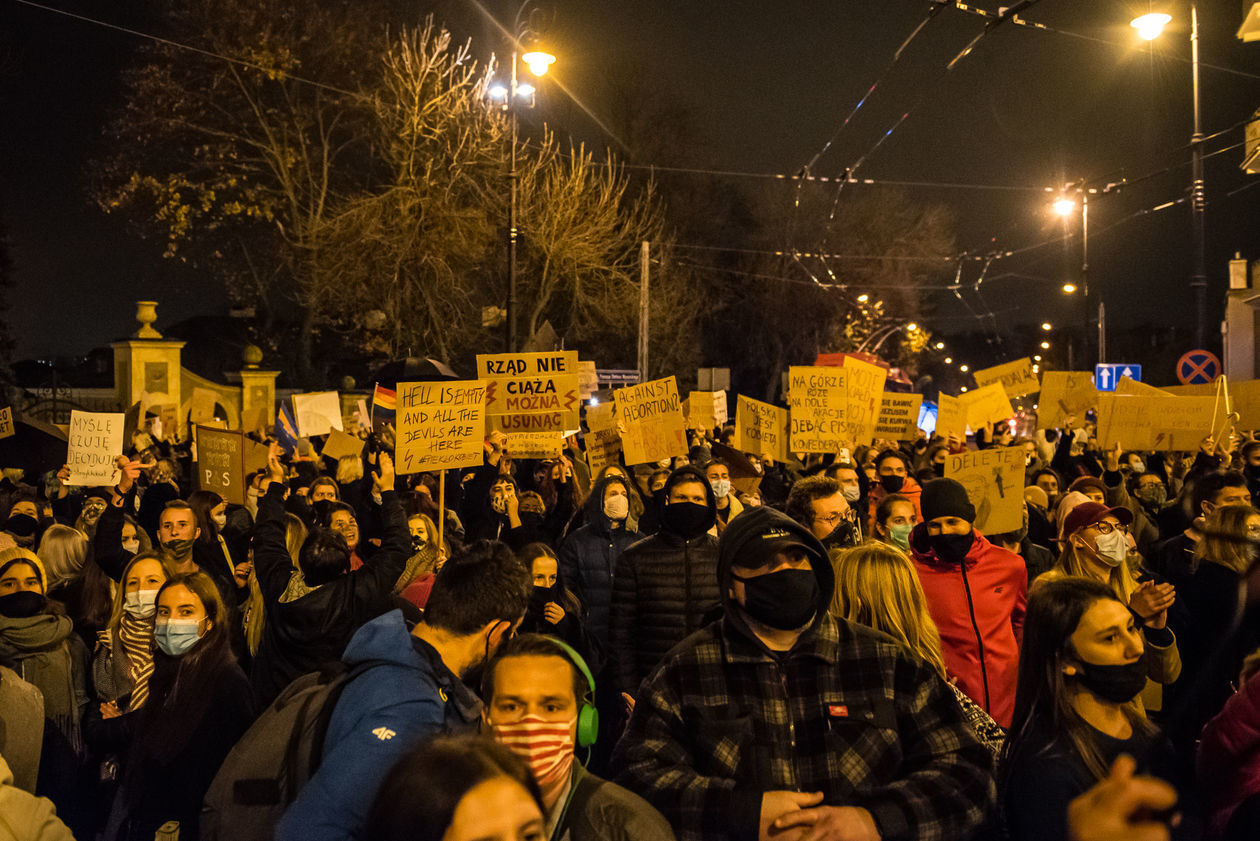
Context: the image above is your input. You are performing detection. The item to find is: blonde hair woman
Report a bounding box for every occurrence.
[832,542,1004,753]
[1038,501,1180,714]
[244,513,308,655]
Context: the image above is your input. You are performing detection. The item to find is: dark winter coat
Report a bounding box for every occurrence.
[609,466,721,696]
[557,474,644,657]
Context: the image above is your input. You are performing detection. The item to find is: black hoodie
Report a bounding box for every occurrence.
[608,466,721,695]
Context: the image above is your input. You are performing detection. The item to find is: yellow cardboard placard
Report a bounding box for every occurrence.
[1037,371,1097,429]
[1115,377,1171,397]
[945,446,1026,535]
[477,351,581,431]
[507,430,564,459]
[875,394,923,439]
[615,377,688,465]
[1095,393,1218,451]
[395,380,487,474]
[734,395,789,462]
[321,428,365,462]
[686,391,728,430]
[788,366,848,453]
[935,393,967,440]
[841,356,888,446]
[973,358,1040,399]
[961,383,1013,430]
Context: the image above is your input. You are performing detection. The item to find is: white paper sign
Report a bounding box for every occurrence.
[292,391,344,438]
[66,411,125,486]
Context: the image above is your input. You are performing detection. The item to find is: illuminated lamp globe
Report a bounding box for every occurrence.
[1131,13,1172,41]
[522,51,556,76]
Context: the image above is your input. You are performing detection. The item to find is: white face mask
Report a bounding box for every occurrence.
[603,494,630,521]
[122,539,141,554]
[841,485,861,503]
[1091,530,1129,567]
[123,588,159,619]
[212,514,228,530]
[710,479,731,499]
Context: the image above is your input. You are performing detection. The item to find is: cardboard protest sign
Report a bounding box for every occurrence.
[66,411,125,486]
[322,429,364,462]
[615,376,688,465]
[1037,372,1097,429]
[240,405,270,437]
[577,361,599,401]
[788,366,848,453]
[961,383,1013,430]
[585,401,617,432]
[1095,392,1218,451]
[945,446,1026,535]
[734,395,789,462]
[190,387,219,423]
[292,391,344,438]
[1116,377,1171,397]
[686,391,728,430]
[1168,378,1260,431]
[196,426,247,505]
[584,400,622,473]
[478,351,580,432]
[0,407,16,441]
[935,394,967,440]
[875,393,923,439]
[973,358,1040,399]
[395,380,487,474]
[507,430,565,459]
[841,355,888,446]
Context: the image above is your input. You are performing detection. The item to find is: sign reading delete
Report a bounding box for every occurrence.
[67,410,125,486]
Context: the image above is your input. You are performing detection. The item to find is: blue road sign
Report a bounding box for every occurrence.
[1094,363,1142,393]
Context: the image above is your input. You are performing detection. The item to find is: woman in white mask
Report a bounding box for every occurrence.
[93,552,175,716]
[1036,502,1180,716]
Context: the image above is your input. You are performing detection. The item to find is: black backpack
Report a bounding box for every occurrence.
[201,659,388,841]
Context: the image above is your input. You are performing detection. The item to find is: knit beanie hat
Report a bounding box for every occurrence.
[0,547,47,593]
[920,478,976,523]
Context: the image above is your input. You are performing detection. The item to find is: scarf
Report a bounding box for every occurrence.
[395,542,440,592]
[119,613,156,711]
[280,570,322,604]
[0,613,81,754]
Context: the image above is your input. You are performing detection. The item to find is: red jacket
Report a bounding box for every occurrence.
[909,525,1027,728]
[867,475,923,527]
[1198,670,1260,839]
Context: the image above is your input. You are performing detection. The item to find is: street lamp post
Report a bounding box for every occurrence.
[1133,5,1208,349]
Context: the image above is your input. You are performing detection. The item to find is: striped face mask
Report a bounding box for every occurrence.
[489,715,576,808]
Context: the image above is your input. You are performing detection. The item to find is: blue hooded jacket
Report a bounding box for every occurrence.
[276,610,481,841]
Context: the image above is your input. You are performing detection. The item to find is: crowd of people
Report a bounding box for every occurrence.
[2,404,1260,841]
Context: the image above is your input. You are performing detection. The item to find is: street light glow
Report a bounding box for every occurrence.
[1041,322,1052,331]
[1040,341,1051,349]
[522,51,556,76]
[857,294,869,303]
[906,322,918,331]
[944,357,953,364]
[935,342,945,349]
[960,386,969,393]
[959,364,969,372]
[1052,197,1076,217]
[1062,282,1077,294]
[515,83,536,99]
[1034,355,1042,362]
[1131,12,1172,41]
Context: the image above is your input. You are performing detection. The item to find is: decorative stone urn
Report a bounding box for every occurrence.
[134,301,162,339]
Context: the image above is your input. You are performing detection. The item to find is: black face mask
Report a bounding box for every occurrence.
[0,590,47,618]
[162,538,197,563]
[822,519,860,551]
[733,568,819,631]
[410,535,427,553]
[461,620,508,689]
[3,513,38,538]
[927,532,974,564]
[662,501,713,539]
[1074,658,1149,704]
[879,474,905,493]
[932,463,945,478]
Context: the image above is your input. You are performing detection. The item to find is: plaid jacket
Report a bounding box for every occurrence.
[610,613,996,841]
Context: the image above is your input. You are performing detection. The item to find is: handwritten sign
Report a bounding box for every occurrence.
[0,407,14,440]
[196,426,246,505]
[687,391,728,430]
[189,387,219,423]
[875,393,923,439]
[842,356,888,446]
[395,380,487,474]
[735,395,789,462]
[478,351,580,432]
[1115,377,1171,397]
[1095,393,1218,451]
[961,383,1013,430]
[508,430,565,459]
[935,393,967,440]
[973,358,1040,399]
[1037,372,1097,429]
[292,391,344,438]
[615,376,688,465]
[945,446,1026,535]
[1167,379,1260,431]
[66,411,125,486]
[788,366,848,453]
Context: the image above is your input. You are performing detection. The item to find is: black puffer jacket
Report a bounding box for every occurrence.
[557,474,643,660]
[610,466,721,696]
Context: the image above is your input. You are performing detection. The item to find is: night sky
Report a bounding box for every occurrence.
[3,0,1259,366]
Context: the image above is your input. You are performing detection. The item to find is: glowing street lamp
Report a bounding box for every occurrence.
[1131,12,1172,40]
[1041,322,1052,331]
[522,50,556,76]
[1052,196,1077,217]
[1063,282,1078,294]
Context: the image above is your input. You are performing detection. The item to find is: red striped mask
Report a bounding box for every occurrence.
[489,715,576,807]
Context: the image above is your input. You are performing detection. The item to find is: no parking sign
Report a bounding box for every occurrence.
[1176,350,1220,385]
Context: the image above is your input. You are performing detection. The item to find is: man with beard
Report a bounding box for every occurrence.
[784,475,861,552]
[277,539,531,841]
[609,466,720,700]
[907,478,1027,728]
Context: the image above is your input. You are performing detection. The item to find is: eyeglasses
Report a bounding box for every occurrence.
[813,511,855,526]
[1089,521,1128,535]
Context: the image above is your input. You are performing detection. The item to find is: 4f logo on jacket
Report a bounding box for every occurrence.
[372,727,396,741]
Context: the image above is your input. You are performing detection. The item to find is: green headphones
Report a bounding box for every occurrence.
[543,637,600,748]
